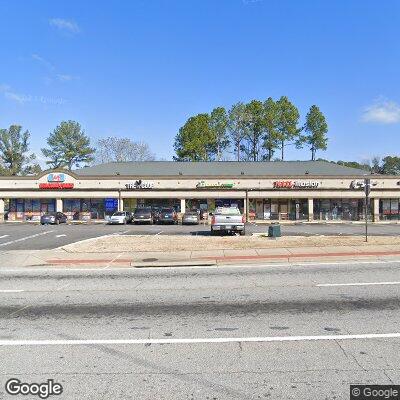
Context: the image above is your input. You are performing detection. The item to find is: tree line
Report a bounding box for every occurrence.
[0,120,156,176]
[174,97,329,162]
[1,118,399,176]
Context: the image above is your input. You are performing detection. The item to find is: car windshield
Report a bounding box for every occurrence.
[161,208,174,213]
[113,212,125,216]
[135,208,151,214]
[44,212,56,216]
[215,207,241,215]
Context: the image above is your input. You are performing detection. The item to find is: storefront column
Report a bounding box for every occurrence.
[118,198,124,212]
[0,198,4,222]
[373,198,380,222]
[56,198,63,213]
[180,199,186,214]
[308,198,314,221]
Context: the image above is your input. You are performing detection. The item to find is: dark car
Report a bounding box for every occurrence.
[156,207,178,224]
[40,212,68,225]
[133,207,154,224]
[182,211,200,225]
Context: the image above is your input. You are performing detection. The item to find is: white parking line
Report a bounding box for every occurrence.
[0,231,54,247]
[0,289,24,293]
[0,235,9,239]
[0,332,399,347]
[55,234,67,238]
[317,281,400,287]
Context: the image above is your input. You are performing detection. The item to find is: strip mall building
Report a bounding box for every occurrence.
[1,161,399,222]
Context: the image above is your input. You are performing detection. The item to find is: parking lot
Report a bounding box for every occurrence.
[0,221,399,251]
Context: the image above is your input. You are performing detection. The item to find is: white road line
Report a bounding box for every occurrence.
[0,289,24,293]
[56,234,67,238]
[0,235,9,239]
[317,281,400,287]
[0,332,399,347]
[0,231,54,248]
[155,231,163,235]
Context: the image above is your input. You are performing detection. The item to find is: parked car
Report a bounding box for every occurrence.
[40,212,68,225]
[182,211,200,225]
[210,207,245,235]
[109,211,132,225]
[133,207,154,224]
[156,207,178,224]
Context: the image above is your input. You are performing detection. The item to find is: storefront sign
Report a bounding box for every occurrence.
[125,180,154,189]
[350,180,365,189]
[273,181,319,189]
[196,181,235,189]
[47,173,65,182]
[39,183,74,189]
[105,198,118,211]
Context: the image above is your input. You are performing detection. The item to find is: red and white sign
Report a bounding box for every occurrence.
[39,183,74,189]
[273,181,319,189]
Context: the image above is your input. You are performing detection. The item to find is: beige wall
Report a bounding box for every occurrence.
[1,172,399,201]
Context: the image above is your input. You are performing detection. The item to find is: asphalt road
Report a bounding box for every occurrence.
[0,222,399,250]
[0,261,399,399]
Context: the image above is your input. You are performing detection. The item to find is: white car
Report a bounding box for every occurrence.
[109,211,132,225]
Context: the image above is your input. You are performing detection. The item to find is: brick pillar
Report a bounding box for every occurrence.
[308,198,314,221]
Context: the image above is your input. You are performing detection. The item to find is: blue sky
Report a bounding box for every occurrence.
[0,0,399,164]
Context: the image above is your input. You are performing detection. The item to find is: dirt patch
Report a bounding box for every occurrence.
[61,234,400,253]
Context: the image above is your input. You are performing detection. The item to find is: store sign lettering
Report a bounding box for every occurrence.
[196,181,235,189]
[125,180,154,189]
[273,181,319,189]
[39,183,74,189]
[47,173,65,182]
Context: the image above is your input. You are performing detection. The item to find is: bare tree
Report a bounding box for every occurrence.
[94,137,156,164]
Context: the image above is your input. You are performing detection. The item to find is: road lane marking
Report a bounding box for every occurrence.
[0,235,9,239]
[155,231,163,235]
[0,231,54,247]
[0,332,399,347]
[56,234,67,238]
[0,289,24,293]
[317,281,400,287]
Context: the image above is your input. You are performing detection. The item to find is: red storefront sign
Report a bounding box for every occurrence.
[273,181,294,188]
[39,183,74,189]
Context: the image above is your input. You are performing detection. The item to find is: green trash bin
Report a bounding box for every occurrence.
[268,223,281,238]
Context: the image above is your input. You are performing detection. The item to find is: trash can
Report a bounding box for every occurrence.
[268,223,281,238]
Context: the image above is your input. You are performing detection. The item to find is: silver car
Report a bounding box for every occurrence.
[182,211,200,225]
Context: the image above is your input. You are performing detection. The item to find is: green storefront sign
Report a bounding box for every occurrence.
[196,181,235,189]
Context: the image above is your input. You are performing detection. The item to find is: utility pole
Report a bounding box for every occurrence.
[364,178,371,242]
[245,189,249,223]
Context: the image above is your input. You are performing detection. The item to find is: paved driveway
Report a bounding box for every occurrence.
[0,222,399,251]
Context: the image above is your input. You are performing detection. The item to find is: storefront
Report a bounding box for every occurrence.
[313,198,365,221]
[6,198,56,221]
[0,161,399,223]
[380,198,400,220]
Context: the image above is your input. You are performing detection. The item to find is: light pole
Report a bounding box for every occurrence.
[364,178,371,242]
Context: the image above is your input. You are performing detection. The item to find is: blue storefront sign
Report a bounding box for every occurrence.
[47,173,65,182]
[105,198,118,212]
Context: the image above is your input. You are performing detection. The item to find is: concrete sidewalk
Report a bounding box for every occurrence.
[1,242,400,268]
